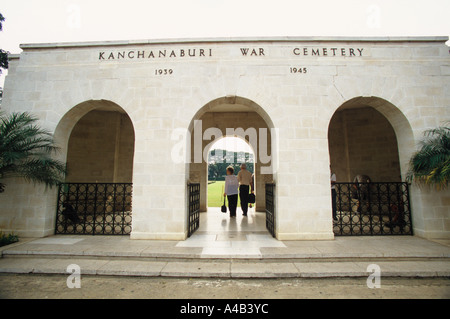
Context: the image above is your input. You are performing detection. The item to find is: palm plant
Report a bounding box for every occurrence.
[0,112,66,193]
[407,124,450,189]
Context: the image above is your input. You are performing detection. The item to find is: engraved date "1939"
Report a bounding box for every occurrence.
[155,69,173,75]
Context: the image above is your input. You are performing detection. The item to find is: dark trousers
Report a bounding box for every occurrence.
[227,194,238,217]
[239,185,250,215]
[331,189,337,219]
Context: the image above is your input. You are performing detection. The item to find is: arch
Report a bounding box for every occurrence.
[328,96,415,180]
[53,99,136,235]
[327,96,417,236]
[187,96,276,134]
[53,99,134,161]
[187,96,277,177]
[186,96,278,236]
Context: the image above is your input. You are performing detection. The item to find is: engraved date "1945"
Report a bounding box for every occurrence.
[290,67,308,74]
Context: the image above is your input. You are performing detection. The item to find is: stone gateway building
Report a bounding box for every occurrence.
[0,37,449,241]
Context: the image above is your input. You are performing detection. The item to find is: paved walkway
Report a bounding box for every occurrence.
[1,210,449,278]
[179,210,285,258]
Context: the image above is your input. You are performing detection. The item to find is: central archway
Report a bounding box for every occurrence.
[200,136,265,235]
[186,96,277,238]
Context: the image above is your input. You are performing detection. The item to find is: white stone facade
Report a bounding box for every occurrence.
[0,37,449,240]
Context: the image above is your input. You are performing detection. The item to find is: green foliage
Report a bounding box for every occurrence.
[0,112,67,193]
[208,149,254,181]
[0,12,5,31]
[0,231,19,247]
[0,13,7,73]
[407,125,450,189]
[0,49,8,73]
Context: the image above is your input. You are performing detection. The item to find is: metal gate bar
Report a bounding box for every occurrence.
[333,182,412,236]
[265,183,276,238]
[187,183,200,237]
[55,183,133,235]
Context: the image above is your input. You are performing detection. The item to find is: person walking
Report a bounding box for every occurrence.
[237,163,252,216]
[224,166,239,218]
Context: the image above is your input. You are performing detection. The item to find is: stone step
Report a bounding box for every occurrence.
[0,256,449,278]
[2,235,449,280]
[2,251,449,264]
[2,236,449,262]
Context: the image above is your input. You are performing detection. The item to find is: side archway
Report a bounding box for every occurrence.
[327,96,416,236]
[53,100,135,235]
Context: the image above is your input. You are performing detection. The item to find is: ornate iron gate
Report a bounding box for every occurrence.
[333,182,413,236]
[55,183,133,235]
[187,183,200,237]
[265,183,276,238]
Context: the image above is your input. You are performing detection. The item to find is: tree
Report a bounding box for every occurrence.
[0,112,66,193]
[208,149,254,181]
[0,13,8,74]
[407,125,450,189]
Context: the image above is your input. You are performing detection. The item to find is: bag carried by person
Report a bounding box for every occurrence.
[221,197,227,213]
[248,193,256,204]
[221,185,227,213]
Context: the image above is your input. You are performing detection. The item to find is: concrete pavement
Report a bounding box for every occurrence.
[1,275,449,299]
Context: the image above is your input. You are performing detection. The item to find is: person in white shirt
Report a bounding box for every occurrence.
[330,166,337,221]
[237,163,252,216]
[224,166,239,217]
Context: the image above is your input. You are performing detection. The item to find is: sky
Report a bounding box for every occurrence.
[210,137,253,153]
[0,0,449,86]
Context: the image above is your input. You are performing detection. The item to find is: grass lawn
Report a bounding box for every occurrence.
[208,180,243,207]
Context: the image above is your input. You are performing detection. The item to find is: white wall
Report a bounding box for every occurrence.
[0,38,448,239]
